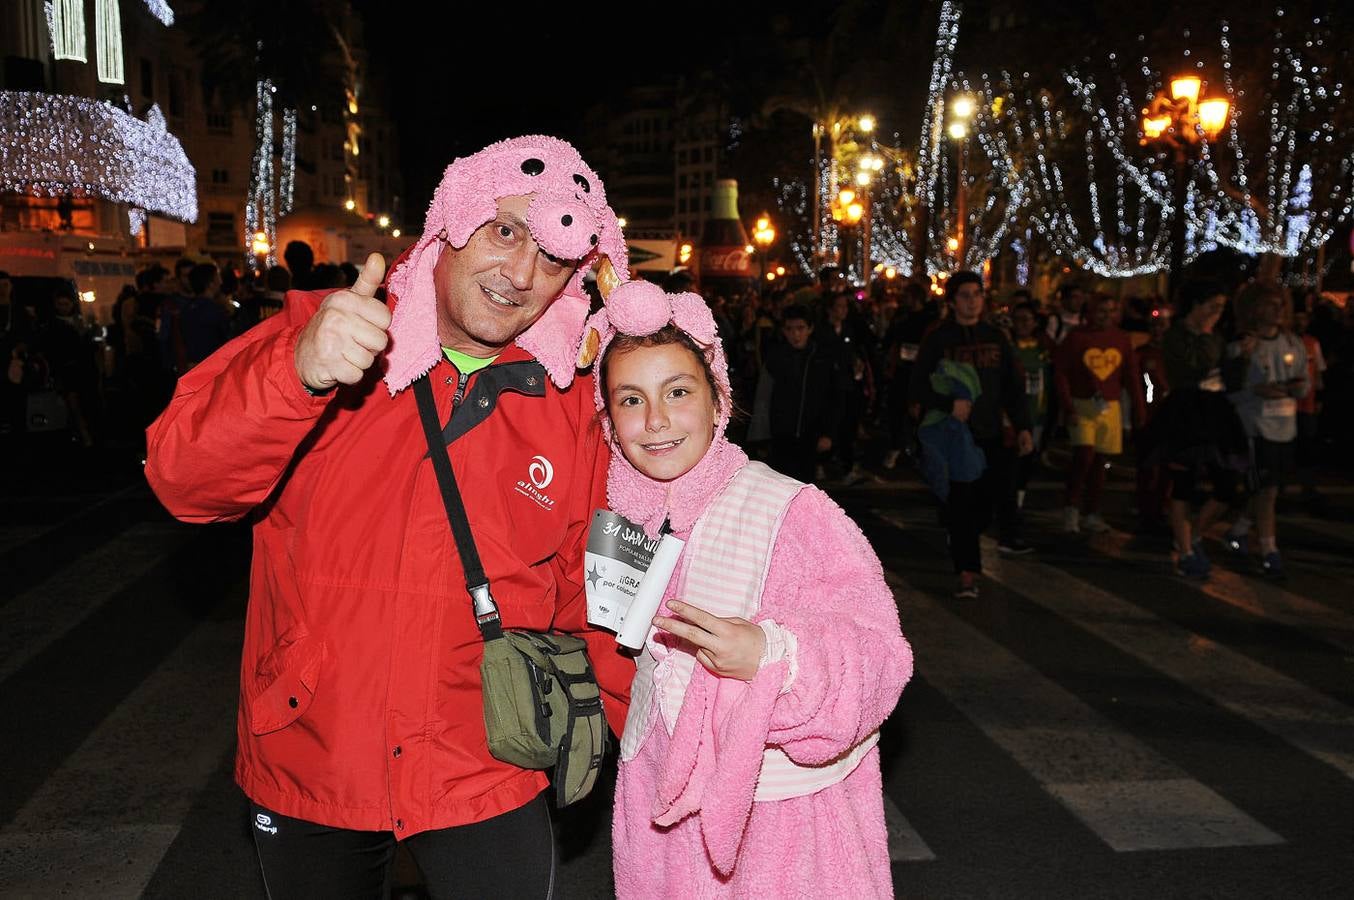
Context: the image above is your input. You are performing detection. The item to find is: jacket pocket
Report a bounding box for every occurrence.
[249,624,325,735]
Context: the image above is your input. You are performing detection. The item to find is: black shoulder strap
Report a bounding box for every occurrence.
[413,376,502,640]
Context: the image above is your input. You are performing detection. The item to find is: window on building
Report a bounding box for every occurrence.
[206,212,236,247]
[206,110,232,135]
[168,69,185,118]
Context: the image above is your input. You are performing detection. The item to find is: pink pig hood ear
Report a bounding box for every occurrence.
[382,135,629,395]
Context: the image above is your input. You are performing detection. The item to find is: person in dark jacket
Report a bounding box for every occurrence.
[910,271,1034,598]
[759,304,842,482]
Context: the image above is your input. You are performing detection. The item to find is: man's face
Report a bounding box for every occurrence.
[783,318,812,349]
[1293,310,1309,334]
[432,194,577,355]
[1254,295,1283,330]
[953,282,984,324]
[1012,308,1037,338]
[1090,299,1119,330]
[829,294,849,323]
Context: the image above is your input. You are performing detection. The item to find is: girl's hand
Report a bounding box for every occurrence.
[652,600,766,681]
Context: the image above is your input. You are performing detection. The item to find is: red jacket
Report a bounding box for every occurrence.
[145,288,633,836]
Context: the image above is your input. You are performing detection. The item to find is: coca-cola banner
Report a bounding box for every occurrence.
[700,246,751,278]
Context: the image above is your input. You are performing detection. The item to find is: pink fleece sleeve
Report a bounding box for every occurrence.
[756,486,913,764]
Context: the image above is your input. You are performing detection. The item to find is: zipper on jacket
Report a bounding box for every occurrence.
[450,369,470,415]
[795,346,814,438]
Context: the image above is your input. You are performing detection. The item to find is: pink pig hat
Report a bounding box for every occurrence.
[583,280,744,538]
[382,135,630,394]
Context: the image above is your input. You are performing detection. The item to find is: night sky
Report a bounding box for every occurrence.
[351,0,791,218]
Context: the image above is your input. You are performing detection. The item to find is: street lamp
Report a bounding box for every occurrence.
[752,212,776,293]
[946,94,976,268]
[812,112,875,274]
[1140,73,1232,299]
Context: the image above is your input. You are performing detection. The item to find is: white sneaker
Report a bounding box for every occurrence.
[1062,506,1081,534]
[882,449,901,470]
[1082,513,1111,534]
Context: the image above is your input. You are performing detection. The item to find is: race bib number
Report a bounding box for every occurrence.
[1262,397,1297,418]
[1024,369,1044,397]
[1198,371,1224,392]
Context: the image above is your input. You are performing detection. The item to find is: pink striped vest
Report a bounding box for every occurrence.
[619,461,879,800]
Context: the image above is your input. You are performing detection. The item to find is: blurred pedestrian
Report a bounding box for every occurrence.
[910,271,1034,599]
[178,263,230,370]
[1220,285,1308,579]
[1133,303,1173,532]
[1009,300,1052,508]
[1291,306,1326,510]
[758,304,840,482]
[1054,295,1145,533]
[1154,281,1248,579]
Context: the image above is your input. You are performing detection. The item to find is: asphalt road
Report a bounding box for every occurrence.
[2,439,1351,898]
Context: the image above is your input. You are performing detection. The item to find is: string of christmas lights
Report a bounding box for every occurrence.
[914,1,962,218]
[47,0,87,62]
[1192,15,1353,258]
[279,107,297,217]
[925,74,1026,274]
[141,1,175,27]
[95,0,123,85]
[0,91,197,222]
[1011,73,1176,278]
[245,79,277,269]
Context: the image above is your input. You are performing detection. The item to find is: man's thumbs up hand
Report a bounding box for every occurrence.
[294,253,392,392]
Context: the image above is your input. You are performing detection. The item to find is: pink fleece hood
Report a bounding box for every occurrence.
[584,280,746,538]
[382,135,630,394]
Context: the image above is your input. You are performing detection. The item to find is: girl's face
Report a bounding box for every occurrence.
[606,343,718,482]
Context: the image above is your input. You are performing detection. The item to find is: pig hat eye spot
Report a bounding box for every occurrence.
[521,158,545,176]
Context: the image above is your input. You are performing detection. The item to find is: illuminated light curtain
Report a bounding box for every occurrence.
[96,0,125,85]
[48,0,88,62]
[0,93,197,222]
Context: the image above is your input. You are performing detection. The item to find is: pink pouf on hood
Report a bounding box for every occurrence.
[382,135,629,394]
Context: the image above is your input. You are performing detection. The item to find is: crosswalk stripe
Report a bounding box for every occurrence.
[0,522,192,683]
[0,616,240,895]
[0,484,143,557]
[1087,526,1354,656]
[882,567,1283,852]
[0,524,52,556]
[1285,512,1354,545]
[883,793,934,862]
[885,512,1354,783]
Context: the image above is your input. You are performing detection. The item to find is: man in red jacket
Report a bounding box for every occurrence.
[146,137,634,898]
[1054,294,1146,534]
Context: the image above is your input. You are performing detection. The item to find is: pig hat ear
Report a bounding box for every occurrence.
[382,135,629,395]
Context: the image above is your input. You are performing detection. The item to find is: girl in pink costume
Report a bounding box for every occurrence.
[584,280,913,899]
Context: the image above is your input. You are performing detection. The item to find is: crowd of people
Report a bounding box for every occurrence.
[0,244,361,453]
[699,268,1350,593]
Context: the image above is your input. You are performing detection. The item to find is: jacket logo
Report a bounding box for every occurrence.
[516,455,557,510]
[254,813,278,836]
[528,455,554,489]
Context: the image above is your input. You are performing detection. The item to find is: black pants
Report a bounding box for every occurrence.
[944,438,1022,574]
[769,434,819,483]
[250,794,557,899]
